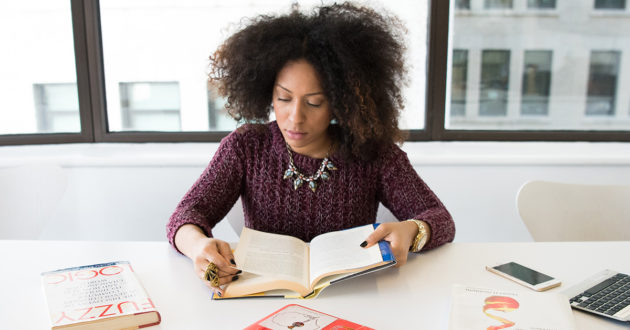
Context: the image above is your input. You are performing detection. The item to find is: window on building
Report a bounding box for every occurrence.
[485,0,513,9]
[456,0,471,9]
[480,50,510,116]
[527,0,556,9]
[207,88,231,130]
[595,0,626,9]
[521,51,553,116]
[119,82,181,131]
[450,50,468,117]
[33,83,81,133]
[586,51,620,116]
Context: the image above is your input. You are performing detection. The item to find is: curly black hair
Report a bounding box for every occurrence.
[209,2,408,161]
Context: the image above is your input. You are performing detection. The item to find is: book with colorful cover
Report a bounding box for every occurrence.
[448,284,576,330]
[215,224,395,299]
[41,261,161,329]
[244,304,374,329]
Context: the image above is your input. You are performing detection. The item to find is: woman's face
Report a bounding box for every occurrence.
[273,59,332,158]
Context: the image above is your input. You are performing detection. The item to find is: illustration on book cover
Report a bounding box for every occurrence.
[258,305,337,329]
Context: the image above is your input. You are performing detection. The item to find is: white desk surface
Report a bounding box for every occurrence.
[1,240,628,329]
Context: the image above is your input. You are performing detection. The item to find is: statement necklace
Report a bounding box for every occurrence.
[283,142,337,192]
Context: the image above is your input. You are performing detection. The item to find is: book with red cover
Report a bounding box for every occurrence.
[41,261,161,329]
[244,304,374,330]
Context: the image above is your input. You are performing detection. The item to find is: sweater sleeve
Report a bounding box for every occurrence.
[377,146,455,251]
[166,131,244,251]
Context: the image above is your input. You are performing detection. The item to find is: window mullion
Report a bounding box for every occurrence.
[70,0,96,142]
[81,0,108,142]
[426,0,451,141]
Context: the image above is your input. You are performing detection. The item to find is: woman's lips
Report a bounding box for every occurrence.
[286,130,307,140]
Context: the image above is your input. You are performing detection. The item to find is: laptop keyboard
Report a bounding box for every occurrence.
[569,273,630,318]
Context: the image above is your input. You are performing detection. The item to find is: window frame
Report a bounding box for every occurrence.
[1,0,629,146]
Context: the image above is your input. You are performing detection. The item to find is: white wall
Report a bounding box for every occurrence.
[1,142,630,242]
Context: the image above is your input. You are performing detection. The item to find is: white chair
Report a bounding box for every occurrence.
[0,164,68,239]
[516,180,630,241]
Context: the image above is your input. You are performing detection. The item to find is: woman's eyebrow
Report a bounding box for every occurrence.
[276,84,324,96]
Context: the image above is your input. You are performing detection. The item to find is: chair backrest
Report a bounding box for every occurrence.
[516,180,630,241]
[0,164,68,239]
[225,197,244,238]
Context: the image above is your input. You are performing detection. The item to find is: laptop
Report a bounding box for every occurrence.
[563,269,630,322]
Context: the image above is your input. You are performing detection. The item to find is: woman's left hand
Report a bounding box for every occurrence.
[361,221,420,267]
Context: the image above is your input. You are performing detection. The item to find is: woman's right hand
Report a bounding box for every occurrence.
[189,237,241,297]
[174,224,241,297]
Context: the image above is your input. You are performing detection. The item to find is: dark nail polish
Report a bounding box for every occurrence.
[360,241,367,248]
[217,291,222,297]
[236,270,242,274]
[230,259,236,265]
[232,275,239,281]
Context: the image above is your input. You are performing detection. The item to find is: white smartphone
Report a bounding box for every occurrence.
[486,261,561,291]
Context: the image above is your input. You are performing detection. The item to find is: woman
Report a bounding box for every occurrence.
[167,2,455,297]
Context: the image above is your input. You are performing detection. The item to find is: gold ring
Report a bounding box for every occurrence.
[204,262,220,287]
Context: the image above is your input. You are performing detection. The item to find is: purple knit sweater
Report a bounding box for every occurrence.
[167,121,455,251]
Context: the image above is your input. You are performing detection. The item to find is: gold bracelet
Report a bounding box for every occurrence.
[407,219,428,253]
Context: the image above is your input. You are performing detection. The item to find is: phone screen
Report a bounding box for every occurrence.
[493,262,554,285]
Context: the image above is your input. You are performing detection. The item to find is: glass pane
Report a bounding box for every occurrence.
[485,0,513,9]
[100,0,428,132]
[119,82,181,131]
[0,1,80,135]
[456,0,471,10]
[447,0,630,131]
[586,51,620,116]
[527,0,556,9]
[450,50,468,116]
[33,83,81,133]
[480,50,510,116]
[521,51,552,116]
[595,0,626,9]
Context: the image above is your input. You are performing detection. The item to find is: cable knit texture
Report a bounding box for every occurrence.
[167,121,455,252]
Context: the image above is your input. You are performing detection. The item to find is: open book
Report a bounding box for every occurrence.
[216,224,395,299]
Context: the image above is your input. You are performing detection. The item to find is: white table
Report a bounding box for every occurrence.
[1,240,629,329]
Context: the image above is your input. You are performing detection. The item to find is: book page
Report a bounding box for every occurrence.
[309,225,383,286]
[234,227,310,287]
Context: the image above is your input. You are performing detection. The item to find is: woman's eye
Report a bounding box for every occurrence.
[277,98,290,102]
[307,102,322,108]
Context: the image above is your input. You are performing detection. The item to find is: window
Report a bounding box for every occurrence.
[448,0,630,133]
[450,50,468,117]
[33,83,81,133]
[595,0,626,9]
[97,0,428,133]
[480,50,511,116]
[0,1,80,136]
[485,0,513,9]
[456,0,470,10]
[586,51,621,116]
[118,82,181,131]
[521,51,552,116]
[527,0,556,9]
[2,0,630,145]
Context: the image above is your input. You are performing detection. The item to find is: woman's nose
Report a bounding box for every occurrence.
[288,101,305,124]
